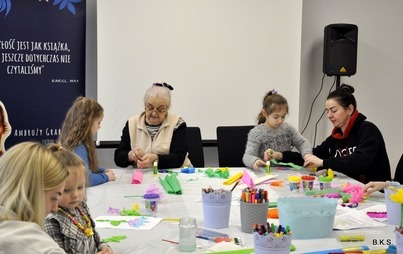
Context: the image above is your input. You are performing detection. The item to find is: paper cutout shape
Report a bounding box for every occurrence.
[159,174,182,194]
[270,159,303,169]
[131,170,143,184]
[240,169,254,188]
[223,172,243,185]
[237,175,277,189]
[95,216,162,230]
[146,183,164,198]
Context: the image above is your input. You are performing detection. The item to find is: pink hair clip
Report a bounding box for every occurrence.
[272,89,277,94]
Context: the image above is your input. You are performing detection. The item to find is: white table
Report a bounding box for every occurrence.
[86,167,395,254]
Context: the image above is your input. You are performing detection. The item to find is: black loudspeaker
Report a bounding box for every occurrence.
[323,23,358,76]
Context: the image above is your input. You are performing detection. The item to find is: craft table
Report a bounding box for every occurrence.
[86,167,395,254]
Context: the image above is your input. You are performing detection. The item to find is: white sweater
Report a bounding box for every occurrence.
[0,220,66,254]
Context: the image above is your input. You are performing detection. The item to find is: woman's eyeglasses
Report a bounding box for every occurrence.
[145,104,167,114]
[153,82,174,91]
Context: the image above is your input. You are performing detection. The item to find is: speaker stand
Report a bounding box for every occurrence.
[336,76,341,88]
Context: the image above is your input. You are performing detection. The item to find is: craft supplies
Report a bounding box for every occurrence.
[318,176,332,189]
[196,228,229,238]
[288,175,301,191]
[144,193,160,215]
[304,245,369,254]
[301,175,315,191]
[202,187,232,229]
[102,235,127,243]
[223,171,243,184]
[240,188,269,233]
[132,203,138,211]
[253,223,292,254]
[277,197,337,239]
[340,234,365,242]
[204,167,230,179]
[266,161,270,175]
[153,161,158,175]
[240,188,268,204]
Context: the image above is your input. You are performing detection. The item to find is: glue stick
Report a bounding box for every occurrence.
[266,161,270,175]
[153,161,158,175]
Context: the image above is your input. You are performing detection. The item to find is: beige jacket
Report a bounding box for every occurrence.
[128,112,191,167]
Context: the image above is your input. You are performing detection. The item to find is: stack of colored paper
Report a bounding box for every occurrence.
[159,174,182,194]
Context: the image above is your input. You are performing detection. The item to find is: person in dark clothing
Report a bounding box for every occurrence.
[114,83,191,169]
[303,84,391,184]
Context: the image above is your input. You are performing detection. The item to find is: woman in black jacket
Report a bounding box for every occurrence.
[304,84,391,184]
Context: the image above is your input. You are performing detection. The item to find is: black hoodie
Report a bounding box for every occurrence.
[312,112,391,183]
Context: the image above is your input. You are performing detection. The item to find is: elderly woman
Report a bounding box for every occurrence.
[114,82,191,169]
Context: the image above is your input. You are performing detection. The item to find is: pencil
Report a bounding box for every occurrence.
[230,180,240,192]
[161,239,179,245]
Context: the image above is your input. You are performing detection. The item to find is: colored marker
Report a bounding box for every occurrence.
[196,235,215,241]
[340,235,365,242]
[304,246,369,254]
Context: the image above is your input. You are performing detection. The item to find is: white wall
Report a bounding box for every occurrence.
[88,0,402,175]
[96,0,303,141]
[300,0,403,176]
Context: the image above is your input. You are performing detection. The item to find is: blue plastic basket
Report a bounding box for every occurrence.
[277,197,337,239]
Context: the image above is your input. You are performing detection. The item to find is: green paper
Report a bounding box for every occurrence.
[120,208,142,216]
[110,220,124,226]
[204,248,255,254]
[270,159,303,169]
[159,174,182,195]
[166,174,182,194]
[103,235,127,243]
[268,201,277,208]
[204,167,230,179]
[96,219,128,226]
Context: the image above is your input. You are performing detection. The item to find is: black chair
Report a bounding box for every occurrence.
[393,154,403,183]
[186,127,205,167]
[216,125,254,167]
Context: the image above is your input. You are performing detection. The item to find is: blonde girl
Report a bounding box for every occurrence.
[45,144,112,253]
[59,96,115,186]
[0,142,69,253]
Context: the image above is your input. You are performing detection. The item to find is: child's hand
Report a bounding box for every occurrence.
[263,148,274,161]
[264,149,283,161]
[105,169,116,181]
[253,159,266,170]
[98,246,113,254]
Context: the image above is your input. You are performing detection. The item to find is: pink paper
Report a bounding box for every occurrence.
[131,170,143,184]
[241,169,254,188]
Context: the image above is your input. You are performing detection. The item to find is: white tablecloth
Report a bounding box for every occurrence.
[86,167,394,254]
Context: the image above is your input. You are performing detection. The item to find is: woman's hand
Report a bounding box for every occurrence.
[303,154,323,168]
[136,153,158,169]
[362,181,388,195]
[128,148,145,163]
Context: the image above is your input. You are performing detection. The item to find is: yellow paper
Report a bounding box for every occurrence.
[223,172,243,185]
